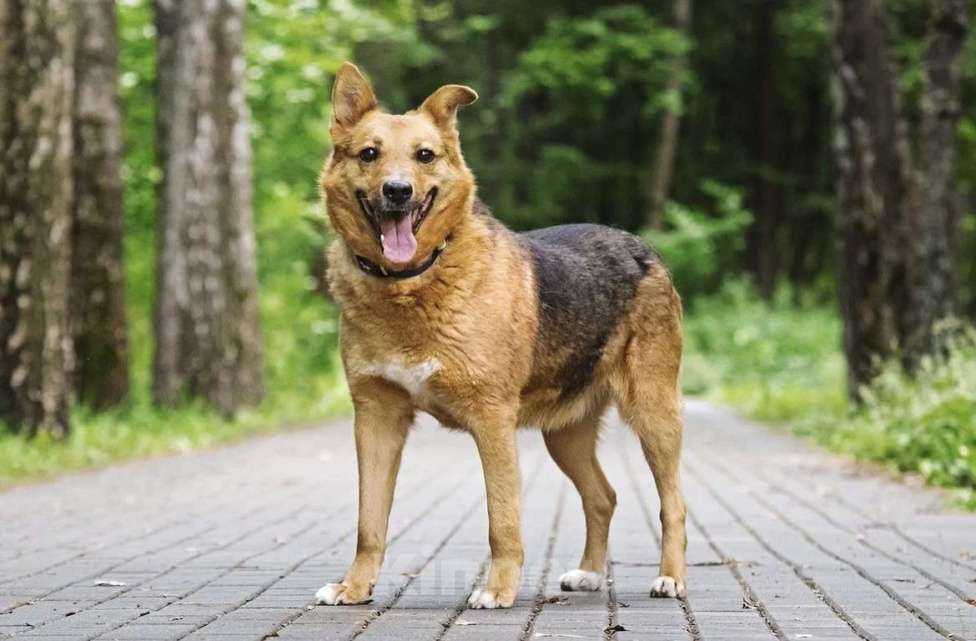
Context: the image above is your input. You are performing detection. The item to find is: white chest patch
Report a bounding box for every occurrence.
[364,359,442,399]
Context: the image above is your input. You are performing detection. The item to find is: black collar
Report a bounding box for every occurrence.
[353,245,445,279]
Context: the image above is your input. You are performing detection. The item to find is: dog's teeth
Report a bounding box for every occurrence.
[380,233,385,242]
[438,241,447,251]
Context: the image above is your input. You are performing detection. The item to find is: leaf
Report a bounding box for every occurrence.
[604,624,627,633]
[93,580,127,587]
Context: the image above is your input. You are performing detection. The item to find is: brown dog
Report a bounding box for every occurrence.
[316,62,687,609]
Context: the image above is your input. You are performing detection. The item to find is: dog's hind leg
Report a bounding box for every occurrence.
[628,406,686,598]
[543,411,616,591]
[316,381,413,606]
[610,274,687,598]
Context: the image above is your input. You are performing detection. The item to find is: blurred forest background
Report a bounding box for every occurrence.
[0,0,974,504]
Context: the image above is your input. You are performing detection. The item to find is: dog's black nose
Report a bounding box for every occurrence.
[382,180,413,206]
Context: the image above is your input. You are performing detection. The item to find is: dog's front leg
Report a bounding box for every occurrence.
[316,384,413,605]
[467,412,523,609]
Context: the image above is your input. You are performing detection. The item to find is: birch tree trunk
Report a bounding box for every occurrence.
[153,0,264,416]
[645,0,691,230]
[72,0,129,409]
[906,0,969,361]
[0,0,76,436]
[831,0,916,399]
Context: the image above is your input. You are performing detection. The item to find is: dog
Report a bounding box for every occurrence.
[316,62,687,609]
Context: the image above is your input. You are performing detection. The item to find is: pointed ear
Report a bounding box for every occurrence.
[331,62,378,128]
[419,84,478,128]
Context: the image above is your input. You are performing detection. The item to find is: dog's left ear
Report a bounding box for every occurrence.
[420,85,478,129]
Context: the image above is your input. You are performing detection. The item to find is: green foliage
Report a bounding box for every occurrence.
[793,326,976,507]
[682,279,845,418]
[641,181,752,300]
[501,5,688,113]
[495,5,688,230]
[247,0,432,210]
[686,285,976,508]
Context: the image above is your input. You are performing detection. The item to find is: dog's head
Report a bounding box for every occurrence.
[321,62,478,268]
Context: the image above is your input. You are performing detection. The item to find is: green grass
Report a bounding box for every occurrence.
[0,385,349,488]
[684,280,976,509]
[682,279,847,421]
[792,326,976,508]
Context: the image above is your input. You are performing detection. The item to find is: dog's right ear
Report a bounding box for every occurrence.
[331,62,378,129]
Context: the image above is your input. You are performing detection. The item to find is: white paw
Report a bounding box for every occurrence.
[467,589,501,609]
[315,582,371,605]
[559,569,605,592]
[649,575,686,598]
[315,583,345,605]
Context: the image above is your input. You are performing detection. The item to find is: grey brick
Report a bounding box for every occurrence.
[1,404,973,640]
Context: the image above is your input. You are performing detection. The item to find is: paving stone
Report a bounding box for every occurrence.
[1,403,974,640]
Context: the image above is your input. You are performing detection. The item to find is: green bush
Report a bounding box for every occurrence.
[681,278,845,419]
[684,282,976,508]
[794,326,976,507]
[643,181,753,300]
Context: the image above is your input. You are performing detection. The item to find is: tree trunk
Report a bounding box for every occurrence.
[72,0,129,409]
[788,82,828,287]
[748,0,778,298]
[905,0,969,362]
[831,0,917,400]
[153,0,264,416]
[0,0,76,436]
[645,0,691,229]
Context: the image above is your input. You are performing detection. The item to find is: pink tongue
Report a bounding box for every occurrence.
[380,216,417,265]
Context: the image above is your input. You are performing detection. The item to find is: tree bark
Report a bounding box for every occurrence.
[831,0,917,400]
[72,0,129,409]
[0,0,76,436]
[153,0,264,416]
[748,0,778,298]
[645,0,690,229]
[905,0,969,362]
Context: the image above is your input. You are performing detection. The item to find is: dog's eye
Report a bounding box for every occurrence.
[415,148,435,164]
[358,147,379,162]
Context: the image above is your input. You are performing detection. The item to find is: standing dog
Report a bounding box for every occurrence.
[317,62,687,609]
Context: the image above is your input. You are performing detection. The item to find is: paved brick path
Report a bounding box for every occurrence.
[1,400,974,641]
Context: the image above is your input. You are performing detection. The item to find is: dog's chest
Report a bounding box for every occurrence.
[363,358,442,401]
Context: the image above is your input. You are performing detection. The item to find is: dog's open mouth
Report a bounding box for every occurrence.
[356,188,437,265]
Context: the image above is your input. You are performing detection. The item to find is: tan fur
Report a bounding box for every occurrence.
[317,63,687,608]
